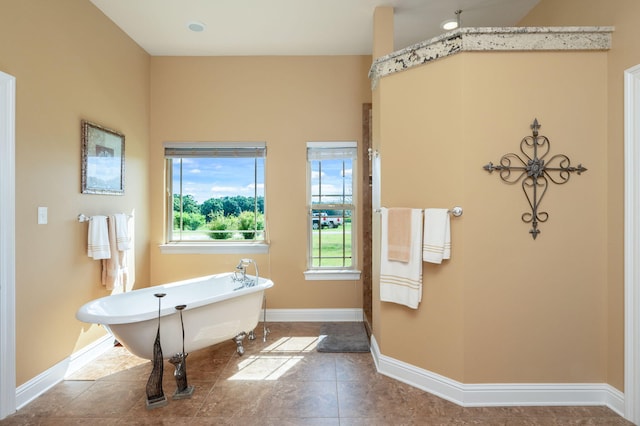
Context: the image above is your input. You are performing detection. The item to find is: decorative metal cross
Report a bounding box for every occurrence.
[483,119,587,239]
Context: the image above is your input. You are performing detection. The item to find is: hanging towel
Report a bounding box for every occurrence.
[87,215,110,260]
[114,213,131,251]
[422,208,451,264]
[102,214,125,291]
[380,208,423,309]
[124,211,135,292]
[387,208,412,263]
[372,152,381,212]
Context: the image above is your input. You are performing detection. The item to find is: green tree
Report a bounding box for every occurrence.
[236,195,253,212]
[174,211,205,231]
[222,197,241,216]
[173,194,200,214]
[201,198,223,222]
[242,196,265,214]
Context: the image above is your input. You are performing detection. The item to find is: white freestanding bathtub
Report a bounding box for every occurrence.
[76,272,273,360]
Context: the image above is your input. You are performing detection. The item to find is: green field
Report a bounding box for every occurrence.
[312,223,352,267]
[173,221,354,268]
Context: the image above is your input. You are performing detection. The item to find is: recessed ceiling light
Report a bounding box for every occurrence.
[441,19,459,31]
[187,21,206,32]
[441,9,462,31]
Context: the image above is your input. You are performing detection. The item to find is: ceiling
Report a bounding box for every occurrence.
[89,0,540,56]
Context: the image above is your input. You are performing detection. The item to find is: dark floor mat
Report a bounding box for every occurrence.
[317,322,370,353]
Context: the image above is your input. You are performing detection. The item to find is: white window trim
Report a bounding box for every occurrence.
[306,141,357,149]
[163,141,267,248]
[305,141,358,278]
[164,141,266,150]
[159,242,269,255]
[304,269,361,281]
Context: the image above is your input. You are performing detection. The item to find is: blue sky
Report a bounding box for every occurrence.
[310,159,353,204]
[174,157,352,204]
[173,157,264,203]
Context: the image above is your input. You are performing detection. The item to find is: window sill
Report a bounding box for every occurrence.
[159,242,269,255]
[304,269,361,281]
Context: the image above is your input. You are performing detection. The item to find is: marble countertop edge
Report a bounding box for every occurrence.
[372,26,615,66]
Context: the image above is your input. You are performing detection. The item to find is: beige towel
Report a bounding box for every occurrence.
[87,216,110,260]
[380,208,423,309]
[387,208,412,263]
[422,208,451,264]
[102,215,125,291]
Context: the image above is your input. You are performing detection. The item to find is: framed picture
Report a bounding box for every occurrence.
[81,120,125,195]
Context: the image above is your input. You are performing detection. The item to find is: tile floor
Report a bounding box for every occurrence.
[0,322,633,425]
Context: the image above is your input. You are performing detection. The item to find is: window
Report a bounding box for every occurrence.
[163,142,266,252]
[306,142,358,276]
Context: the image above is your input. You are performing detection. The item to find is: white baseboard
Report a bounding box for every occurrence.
[370,336,625,417]
[16,335,113,410]
[15,359,68,410]
[265,308,363,322]
[64,334,115,379]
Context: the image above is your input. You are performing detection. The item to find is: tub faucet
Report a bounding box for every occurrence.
[233,258,259,287]
[234,260,247,282]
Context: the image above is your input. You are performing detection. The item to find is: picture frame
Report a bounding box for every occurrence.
[81,120,125,195]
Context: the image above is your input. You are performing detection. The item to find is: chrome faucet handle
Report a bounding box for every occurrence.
[233,258,259,287]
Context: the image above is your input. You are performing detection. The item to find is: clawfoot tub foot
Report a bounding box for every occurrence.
[248,327,270,342]
[233,332,247,355]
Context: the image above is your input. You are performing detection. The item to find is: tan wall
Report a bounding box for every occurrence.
[519,0,640,394]
[375,50,608,383]
[149,56,371,308]
[0,0,151,386]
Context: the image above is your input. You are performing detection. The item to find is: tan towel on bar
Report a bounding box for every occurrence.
[387,208,412,263]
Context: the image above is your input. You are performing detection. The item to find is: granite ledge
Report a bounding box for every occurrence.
[369,26,614,88]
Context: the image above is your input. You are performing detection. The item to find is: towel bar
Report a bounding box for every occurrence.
[449,206,463,217]
[77,213,133,222]
[374,206,463,217]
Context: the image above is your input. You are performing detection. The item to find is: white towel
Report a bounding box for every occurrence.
[422,208,451,264]
[124,211,135,291]
[114,213,130,251]
[87,215,110,260]
[380,208,423,309]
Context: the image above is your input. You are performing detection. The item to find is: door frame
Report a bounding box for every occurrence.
[0,70,16,419]
[624,63,640,424]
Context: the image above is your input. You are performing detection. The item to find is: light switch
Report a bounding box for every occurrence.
[38,207,47,224]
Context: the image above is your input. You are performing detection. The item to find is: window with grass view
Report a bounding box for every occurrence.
[307,142,357,269]
[165,143,266,243]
